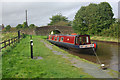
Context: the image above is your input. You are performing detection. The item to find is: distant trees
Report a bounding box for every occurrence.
[15,22,37,29]
[5,25,11,31]
[23,22,28,28]
[29,24,37,28]
[48,14,72,26]
[72,2,116,36]
[16,24,23,29]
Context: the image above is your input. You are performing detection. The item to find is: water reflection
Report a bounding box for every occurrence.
[96,42,118,71]
[62,42,118,71]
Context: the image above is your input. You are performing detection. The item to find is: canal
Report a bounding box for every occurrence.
[61,41,119,71]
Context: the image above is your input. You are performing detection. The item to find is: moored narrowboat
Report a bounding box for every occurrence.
[47,33,97,54]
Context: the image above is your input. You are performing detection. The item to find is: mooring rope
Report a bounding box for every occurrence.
[92,47,102,65]
[92,47,119,70]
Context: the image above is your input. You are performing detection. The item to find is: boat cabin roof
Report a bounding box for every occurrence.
[50,34,90,37]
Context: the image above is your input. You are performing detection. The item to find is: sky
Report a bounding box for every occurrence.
[0,0,119,27]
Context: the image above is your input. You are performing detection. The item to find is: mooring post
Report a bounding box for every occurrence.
[30,40,33,59]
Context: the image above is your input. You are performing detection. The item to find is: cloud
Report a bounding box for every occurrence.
[2,2,118,27]
[2,0,119,2]
[118,1,120,18]
[0,2,2,24]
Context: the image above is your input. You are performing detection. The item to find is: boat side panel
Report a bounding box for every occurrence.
[48,40,94,54]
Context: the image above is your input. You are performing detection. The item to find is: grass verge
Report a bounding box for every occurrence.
[2,35,93,78]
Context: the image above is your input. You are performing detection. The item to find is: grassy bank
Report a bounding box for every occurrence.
[91,36,118,42]
[2,35,93,78]
[2,32,18,41]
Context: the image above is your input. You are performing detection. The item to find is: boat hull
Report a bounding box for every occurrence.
[48,40,95,54]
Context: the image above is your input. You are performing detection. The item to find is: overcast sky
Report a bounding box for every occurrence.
[0,0,119,27]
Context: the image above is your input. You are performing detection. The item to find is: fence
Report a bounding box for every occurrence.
[0,34,24,50]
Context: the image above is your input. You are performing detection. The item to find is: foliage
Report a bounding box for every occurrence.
[5,25,11,31]
[2,32,18,41]
[101,22,119,38]
[48,14,71,26]
[29,24,37,28]
[72,2,116,37]
[54,21,71,26]
[23,22,28,28]
[16,24,23,29]
[16,23,37,29]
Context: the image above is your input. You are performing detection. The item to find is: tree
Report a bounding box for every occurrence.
[72,2,115,35]
[48,14,71,26]
[54,21,71,26]
[29,24,37,28]
[16,24,23,29]
[5,25,11,31]
[23,22,28,28]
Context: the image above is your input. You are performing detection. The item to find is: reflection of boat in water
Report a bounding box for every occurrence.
[47,33,97,54]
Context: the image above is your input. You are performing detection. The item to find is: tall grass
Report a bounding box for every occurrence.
[2,32,18,41]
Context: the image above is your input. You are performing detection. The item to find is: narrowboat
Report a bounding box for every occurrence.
[47,33,97,54]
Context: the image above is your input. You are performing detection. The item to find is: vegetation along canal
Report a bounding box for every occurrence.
[59,41,119,71]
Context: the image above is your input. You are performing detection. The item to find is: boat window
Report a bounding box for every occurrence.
[50,36,52,40]
[57,37,59,41]
[86,36,89,43]
[76,37,79,44]
[79,37,82,43]
[54,37,55,40]
[60,37,64,42]
[82,36,86,44]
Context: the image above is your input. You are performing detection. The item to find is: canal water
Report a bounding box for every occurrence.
[61,41,119,71]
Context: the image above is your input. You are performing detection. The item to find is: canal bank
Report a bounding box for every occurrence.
[42,37,118,78]
[91,36,118,43]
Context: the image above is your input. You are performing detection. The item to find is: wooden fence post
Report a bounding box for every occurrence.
[4,40,6,48]
[8,39,10,46]
[11,39,13,45]
[14,38,15,43]
[18,30,20,43]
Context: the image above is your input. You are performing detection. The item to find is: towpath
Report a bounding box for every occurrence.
[40,39,118,78]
